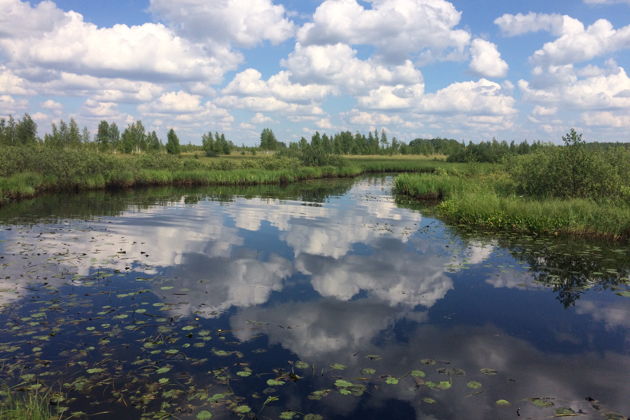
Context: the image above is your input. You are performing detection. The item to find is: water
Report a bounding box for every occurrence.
[0,177,629,419]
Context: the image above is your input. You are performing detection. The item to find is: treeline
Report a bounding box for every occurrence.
[0,114,235,156]
[446,139,548,163]
[260,128,546,163]
[259,128,464,156]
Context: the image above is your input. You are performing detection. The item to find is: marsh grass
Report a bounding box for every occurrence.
[0,146,371,204]
[395,171,630,241]
[0,386,61,420]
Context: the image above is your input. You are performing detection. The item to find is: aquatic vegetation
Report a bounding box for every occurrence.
[395,168,630,241]
[0,386,63,420]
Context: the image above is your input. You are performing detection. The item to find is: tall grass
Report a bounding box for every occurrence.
[0,145,371,204]
[395,171,630,241]
[394,173,469,199]
[0,386,61,420]
[438,191,630,240]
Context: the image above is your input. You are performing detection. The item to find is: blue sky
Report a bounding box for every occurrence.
[1,0,629,145]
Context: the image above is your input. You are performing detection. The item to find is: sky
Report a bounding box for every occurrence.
[0,0,629,146]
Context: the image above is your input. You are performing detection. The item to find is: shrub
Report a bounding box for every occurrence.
[509,129,630,201]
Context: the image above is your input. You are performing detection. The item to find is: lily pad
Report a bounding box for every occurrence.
[236,370,252,377]
[233,405,251,414]
[304,415,323,420]
[554,408,578,417]
[466,381,482,389]
[616,291,630,298]
[266,379,285,386]
[361,368,376,375]
[496,399,511,407]
[330,363,347,370]
[295,361,309,369]
[196,410,213,419]
[334,379,353,388]
[385,376,399,385]
[480,368,498,375]
[280,411,297,419]
[423,397,437,404]
[411,370,426,378]
[530,397,554,408]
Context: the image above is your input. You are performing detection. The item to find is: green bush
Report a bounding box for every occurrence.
[509,129,630,201]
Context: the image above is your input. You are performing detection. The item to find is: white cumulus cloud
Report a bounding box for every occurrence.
[297,0,471,64]
[469,39,509,78]
[149,0,295,47]
[0,0,239,83]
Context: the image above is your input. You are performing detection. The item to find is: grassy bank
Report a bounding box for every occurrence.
[0,386,61,420]
[0,147,452,205]
[395,172,630,241]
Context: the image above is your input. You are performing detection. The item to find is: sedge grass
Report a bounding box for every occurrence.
[395,172,630,241]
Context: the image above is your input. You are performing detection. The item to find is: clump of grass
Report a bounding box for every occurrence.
[395,171,630,241]
[394,173,469,199]
[437,191,630,240]
[0,386,61,420]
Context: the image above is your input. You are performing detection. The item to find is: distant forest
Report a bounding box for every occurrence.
[2,113,629,163]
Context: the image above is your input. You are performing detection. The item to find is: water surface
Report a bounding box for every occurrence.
[1,177,629,419]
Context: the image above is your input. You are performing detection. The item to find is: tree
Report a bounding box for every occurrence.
[81,126,91,143]
[15,113,38,145]
[147,131,162,152]
[96,120,110,150]
[260,128,279,151]
[109,123,121,150]
[120,121,146,153]
[68,118,82,146]
[166,128,180,155]
[202,132,216,156]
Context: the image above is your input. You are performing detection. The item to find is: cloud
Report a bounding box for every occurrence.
[345,110,404,126]
[0,94,27,116]
[41,99,63,112]
[581,110,630,127]
[218,95,324,116]
[0,0,239,83]
[251,113,273,124]
[297,0,471,64]
[0,66,34,95]
[519,64,630,111]
[223,69,334,102]
[495,13,630,66]
[28,72,166,104]
[357,84,425,110]
[418,79,516,115]
[532,105,558,116]
[149,0,295,47]
[139,91,203,114]
[283,43,423,95]
[531,19,630,66]
[494,13,580,37]
[469,39,509,78]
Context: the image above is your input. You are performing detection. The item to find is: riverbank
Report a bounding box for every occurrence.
[394,171,630,242]
[0,147,446,205]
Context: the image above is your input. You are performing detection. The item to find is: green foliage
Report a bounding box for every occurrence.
[447,139,546,163]
[509,129,630,200]
[202,131,233,156]
[394,173,469,199]
[259,128,280,151]
[120,121,146,153]
[166,129,180,155]
[0,386,58,420]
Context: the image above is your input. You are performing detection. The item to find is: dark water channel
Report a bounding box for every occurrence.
[0,176,629,419]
